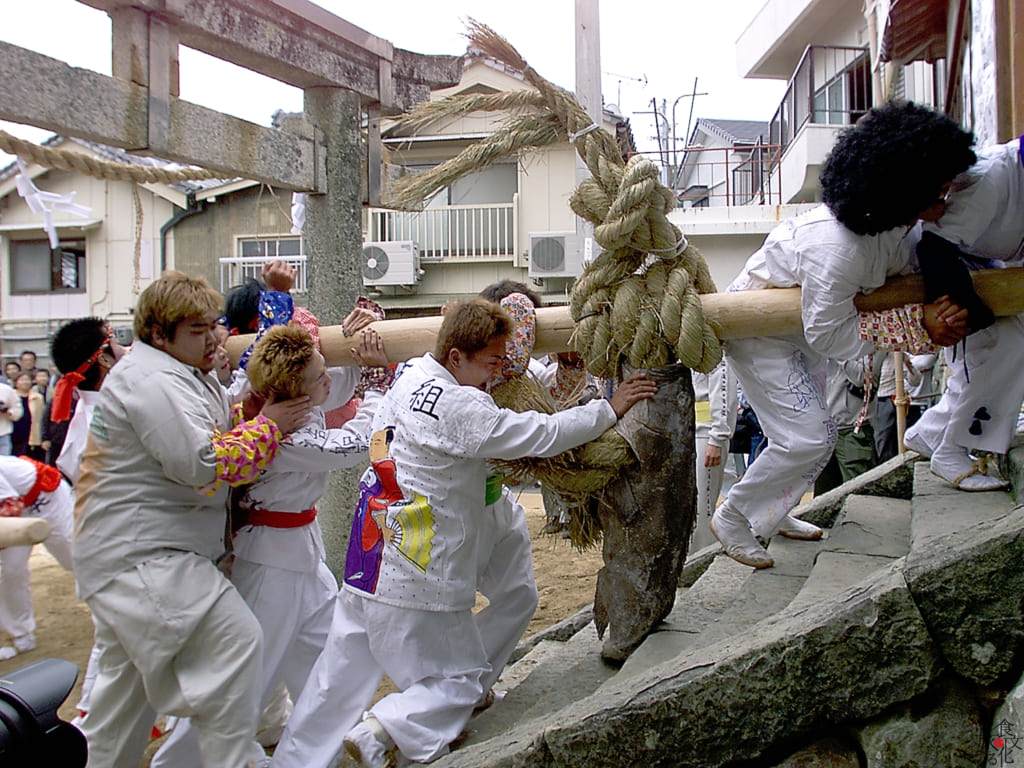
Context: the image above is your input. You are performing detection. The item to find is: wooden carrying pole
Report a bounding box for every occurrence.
[227,267,1024,367]
[0,516,51,549]
[894,351,908,454]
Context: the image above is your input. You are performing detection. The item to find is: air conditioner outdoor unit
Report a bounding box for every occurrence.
[362,240,421,286]
[527,232,579,279]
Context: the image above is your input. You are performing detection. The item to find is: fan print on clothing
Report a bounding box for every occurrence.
[343,427,434,594]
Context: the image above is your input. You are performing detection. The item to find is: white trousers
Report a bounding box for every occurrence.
[81,553,264,768]
[270,591,489,768]
[906,316,1024,455]
[150,558,338,768]
[271,491,536,768]
[0,480,74,641]
[474,492,539,694]
[724,336,837,538]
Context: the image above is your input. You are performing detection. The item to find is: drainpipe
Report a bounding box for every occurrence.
[864,0,885,105]
[159,190,204,272]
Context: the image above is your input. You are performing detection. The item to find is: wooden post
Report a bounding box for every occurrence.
[894,351,908,454]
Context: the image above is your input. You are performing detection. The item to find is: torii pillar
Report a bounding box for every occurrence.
[302,86,367,569]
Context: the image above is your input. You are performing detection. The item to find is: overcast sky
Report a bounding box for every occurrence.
[1,0,786,166]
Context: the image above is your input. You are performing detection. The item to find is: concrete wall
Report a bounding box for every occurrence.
[171,185,296,293]
[971,0,999,147]
[738,0,868,80]
[518,145,577,251]
[687,233,767,291]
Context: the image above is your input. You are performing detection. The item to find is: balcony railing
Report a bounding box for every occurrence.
[219,255,307,293]
[769,45,872,155]
[675,144,783,207]
[367,199,517,262]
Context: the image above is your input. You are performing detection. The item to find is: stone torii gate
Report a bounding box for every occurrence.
[0,0,462,566]
[0,0,462,327]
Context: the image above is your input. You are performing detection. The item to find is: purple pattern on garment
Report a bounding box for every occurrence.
[343,463,388,593]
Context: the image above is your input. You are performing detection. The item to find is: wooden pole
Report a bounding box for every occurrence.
[894,351,908,454]
[227,267,1024,367]
[0,517,51,548]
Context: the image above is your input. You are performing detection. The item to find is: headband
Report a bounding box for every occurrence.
[50,325,114,423]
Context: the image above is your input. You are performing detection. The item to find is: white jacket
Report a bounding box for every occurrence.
[56,389,99,484]
[345,354,617,612]
[925,138,1024,265]
[232,367,378,573]
[73,342,232,600]
[0,382,23,438]
[729,205,920,361]
[692,359,737,449]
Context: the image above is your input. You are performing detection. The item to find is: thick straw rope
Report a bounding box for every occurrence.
[0,130,220,184]
[2,130,221,297]
[389,21,722,378]
[387,22,724,546]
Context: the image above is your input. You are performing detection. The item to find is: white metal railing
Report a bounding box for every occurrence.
[675,144,783,207]
[367,200,517,262]
[769,45,872,155]
[219,255,308,293]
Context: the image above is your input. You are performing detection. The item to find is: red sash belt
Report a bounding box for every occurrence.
[22,458,61,508]
[1,458,62,518]
[246,507,316,528]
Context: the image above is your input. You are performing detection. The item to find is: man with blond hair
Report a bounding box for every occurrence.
[73,271,311,768]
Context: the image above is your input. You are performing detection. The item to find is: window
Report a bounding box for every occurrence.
[225,236,307,293]
[813,56,871,126]
[238,236,303,259]
[10,238,86,293]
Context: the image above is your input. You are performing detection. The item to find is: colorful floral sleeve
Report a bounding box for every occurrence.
[498,293,536,382]
[238,290,294,369]
[356,295,386,321]
[258,290,294,334]
[356,364,396,397]
[351,296,390,397]
[858,305,940,355]
[0,497,25,517]
[290,306,321,351]
[208,414,282,490]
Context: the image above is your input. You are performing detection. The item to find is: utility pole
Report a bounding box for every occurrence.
[671,77,708,192]
[575,0,601,272]
[636,100,669,184]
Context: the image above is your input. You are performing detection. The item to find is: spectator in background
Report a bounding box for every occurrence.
[11,372,43,460]
[41,397,69,467]
[814,356,882,496]
[19,351,36,380]
[3,362,21,386]
[691,359,737,552]
[874,353,930,463]
[33,369,53,404]
[0,378,23,455]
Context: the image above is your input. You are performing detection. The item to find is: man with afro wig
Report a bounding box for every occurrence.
[711,101,971,569]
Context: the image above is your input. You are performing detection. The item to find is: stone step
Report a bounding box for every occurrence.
[460,616,616,746]
[458,460,923,758]
[436,455,1024,767]
[787,494,911,613]
[910,461,1015,550]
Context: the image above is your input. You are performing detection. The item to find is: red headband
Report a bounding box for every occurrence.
[50,325,114,423]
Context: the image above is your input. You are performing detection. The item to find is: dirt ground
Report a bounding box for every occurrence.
[0,488,603,760]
